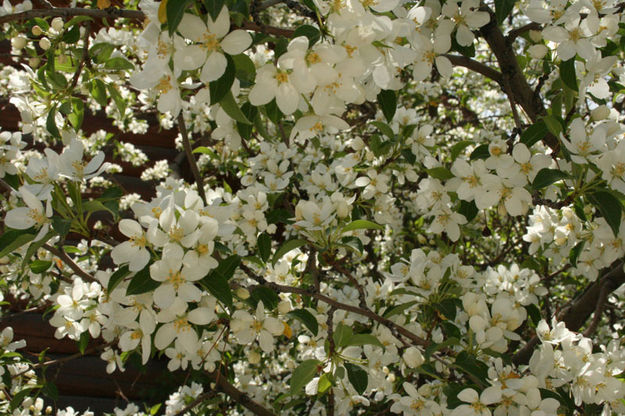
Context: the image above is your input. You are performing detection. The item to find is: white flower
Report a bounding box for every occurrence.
[4,186,52,241]
[174,7,251,82]
[230,301,284,352]
[149,244,204,309]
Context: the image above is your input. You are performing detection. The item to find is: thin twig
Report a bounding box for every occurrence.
[43,243,97,283]
[177,113,207,205]
[69,22,91,90]
[0,7,145,24]
[583,282,612,337]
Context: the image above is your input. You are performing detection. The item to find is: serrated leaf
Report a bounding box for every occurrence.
[257,232,271,262]
[426,167,454,180]
[106,84,126,117]
[458,200,478,222]
[51,217,72,237]
[383,301,418,318]
[287,309,318,336]
[532,168,570,190]
[377,90,397,123]
[108,265,130,293]
[450,141,473,160]
[62,25,81,43]
[0,229,35,258]
[520,120,548,147]
[90,79,108,107]
[220,91,251,124]
[89,43,114,63]
[560,58,578,92]
[126,266,160,296]
[454,351,489,381]
[495,0,515,25]
[342,219,383,232]
[344,363,368,395]
[213,255,241,281]
[293,25,321,46]
[210,55,235,105]
[232,53,256,87]
[589,190,623,236]
[272,239,307,266]
[290,359,320,394]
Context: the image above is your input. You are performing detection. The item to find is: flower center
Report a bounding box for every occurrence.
[202,33,220,52]
[275,71,289,84]
[167,269,185,290]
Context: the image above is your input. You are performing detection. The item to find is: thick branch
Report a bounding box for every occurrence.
[0,7,144,24]
[210,370,276,416]
[513,260,625,365]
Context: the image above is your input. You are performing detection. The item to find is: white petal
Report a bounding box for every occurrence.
[200,52,227,83]
[221,30,252,55]
[179,14,207,42]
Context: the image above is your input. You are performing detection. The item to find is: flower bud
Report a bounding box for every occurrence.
[528,44,547,59]
[236,287,250,299]
[51,17,64,32]
[248,350,261,364]
[28,57,40,68]
[39,37,51,50]
[403,347,424,368]
[529,30,542,42]
[11,35,27,50]
[31,25,43,36]
[278,300,291,315]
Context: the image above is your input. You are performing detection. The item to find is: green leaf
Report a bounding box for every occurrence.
[104,57,135,71]
[383,301,418,318]
[204,0,225,21]
[290,359,320,394]
[292,25,321,46]
[78,331,89,354]
[46,106,60,138]
[51,217,72,237]
[213,255,241,281]
[589,191,623,236]
[107,265,130,294]
[106,84,126,117]
[10,387,39,411]
[257,232,271,262]
[62,25,81,43]
[347,334,384,348]
[210,55,235,105]
[287,309,319,336]
[342,219,383,233]
[542,115,563,137]
[220,91,251,124]
[232,53,256,87]
[520,120,548,147]
[333,323,353,348]
[370,121,394,138]
[249,286,280,310]
[494,0,516,25]
[201,271,233,307]
[344,363,368,395]
[167,0,192,35]
[450,141,473,160]
[89,43,114,64]
[426,167,454,181]
[30,260,52,274]
[0,229,35,258]
[454,351,489,381]
[469,144,489,160]
[532,168,570,190]
[317,373,332,394]
[559,58,578,92]
[458,200,478,222]
[264,99,283,125]
[90,79,108,107]
[68,98,84,130]
[237,102,258,139]
[272,239,307,266]
[377,90,397,123]
[126,266,160,296]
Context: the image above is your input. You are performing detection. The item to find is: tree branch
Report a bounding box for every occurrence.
[43,243,97,283]
[443,54,503,85]
[210,370,276,416]
[177,113,207,205]
[0,7,145,24]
